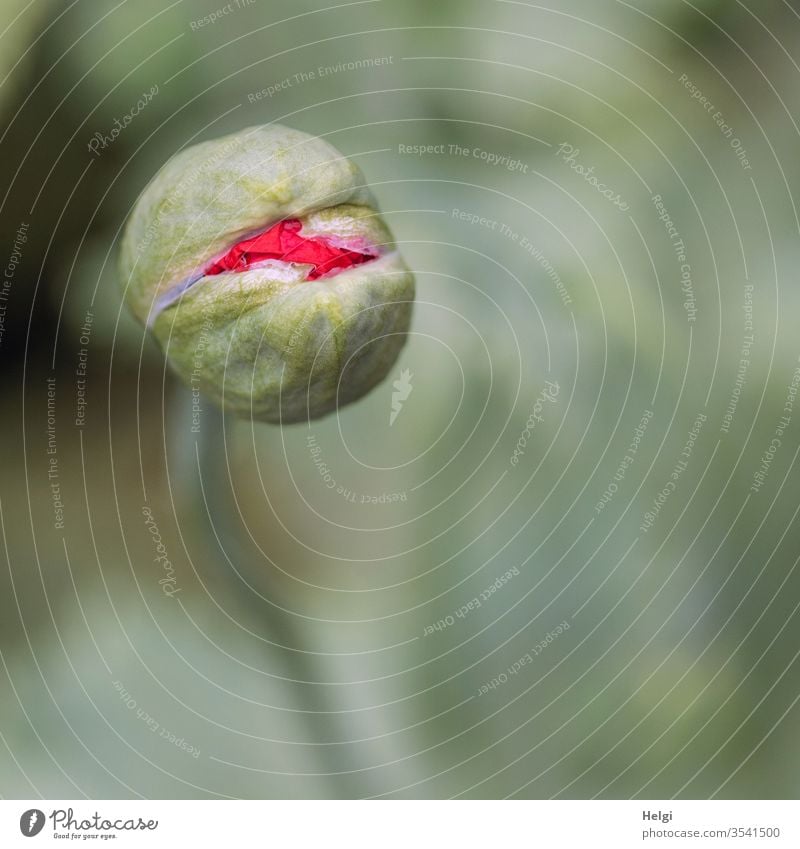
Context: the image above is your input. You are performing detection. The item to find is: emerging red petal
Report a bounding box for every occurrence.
[204,219,378,280]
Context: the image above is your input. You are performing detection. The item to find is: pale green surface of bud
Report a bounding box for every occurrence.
[119,124,415,423]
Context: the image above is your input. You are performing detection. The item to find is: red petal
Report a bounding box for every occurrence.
[204,219,377,279]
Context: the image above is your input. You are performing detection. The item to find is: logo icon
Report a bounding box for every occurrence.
[389,368,413,426]
[19,809,45,837]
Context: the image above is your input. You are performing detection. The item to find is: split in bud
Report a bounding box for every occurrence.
[203,218,379,279]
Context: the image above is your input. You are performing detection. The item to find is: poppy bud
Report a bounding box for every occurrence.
[119,124,414,423]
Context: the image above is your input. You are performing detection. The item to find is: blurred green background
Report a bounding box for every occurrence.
[1,0,799,799]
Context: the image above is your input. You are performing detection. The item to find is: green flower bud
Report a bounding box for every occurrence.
[119,124,414,423]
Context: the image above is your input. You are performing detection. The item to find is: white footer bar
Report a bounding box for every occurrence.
[2,800,796,847]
